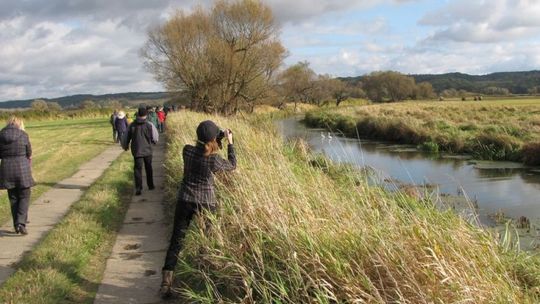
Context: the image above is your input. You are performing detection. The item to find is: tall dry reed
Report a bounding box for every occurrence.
[163,112,538,303]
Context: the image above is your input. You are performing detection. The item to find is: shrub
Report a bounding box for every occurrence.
[471,133,522,161]
[419,141,440,153]
[522,142,540,165]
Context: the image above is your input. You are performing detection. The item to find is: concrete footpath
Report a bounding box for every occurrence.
[0,146,124,285]
[95,140,170,304]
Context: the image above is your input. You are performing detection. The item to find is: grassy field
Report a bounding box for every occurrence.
[0,152,133,303]
[163,112,540,303]
[0,117,115,225]
[304,98,540,163]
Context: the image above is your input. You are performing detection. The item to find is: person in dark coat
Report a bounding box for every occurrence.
[0,116,35,235]
[109,110,118,142]
[123,107,159,196]
[114,111,129,144]
[160,120,236,298]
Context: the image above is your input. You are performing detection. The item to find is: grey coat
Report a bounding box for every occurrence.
[0,125,35,189]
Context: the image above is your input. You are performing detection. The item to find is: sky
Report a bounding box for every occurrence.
[1,0,540,101]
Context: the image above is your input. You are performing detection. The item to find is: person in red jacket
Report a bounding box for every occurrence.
[156,107,166,133]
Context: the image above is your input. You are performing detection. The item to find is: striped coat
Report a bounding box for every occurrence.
[0,125,35,189]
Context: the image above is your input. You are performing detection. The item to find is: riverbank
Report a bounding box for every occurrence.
[164,111,540,303]
[304,99,540,164]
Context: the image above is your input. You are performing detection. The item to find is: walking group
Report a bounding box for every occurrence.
[112,106,236,298]
[1,105,237,299]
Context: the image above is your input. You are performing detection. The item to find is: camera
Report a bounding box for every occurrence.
[216,129,231,149]
[216,129,226,149]
[217,129,225,141]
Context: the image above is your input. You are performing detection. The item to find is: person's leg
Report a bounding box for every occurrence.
[144,155,154,190]
[134,157,143,194]
[117,131,124,144]
[163,201,196,271]
[7,188,19,230]
[16,188,31,227]
[112,128,117,142]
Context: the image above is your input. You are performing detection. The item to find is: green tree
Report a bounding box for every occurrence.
[413,82,435,100]
[363,71,416,102]
[278,61,316,109]
[46,102,62,111]
[31,99,48,112]
[79,100,97,109]
[326,78,350,106]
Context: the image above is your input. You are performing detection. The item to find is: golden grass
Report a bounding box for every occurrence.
[163,111,540,303]
[305,99,540,162]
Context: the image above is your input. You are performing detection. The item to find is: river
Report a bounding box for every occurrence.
[278,117,540,232]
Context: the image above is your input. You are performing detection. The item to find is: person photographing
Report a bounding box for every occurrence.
[160,120,236,298]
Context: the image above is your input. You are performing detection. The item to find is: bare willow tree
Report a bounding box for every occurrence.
[278,61,317,109]
[141,0,286,115]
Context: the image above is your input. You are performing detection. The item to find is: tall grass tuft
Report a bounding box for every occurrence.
[164,112,539,303]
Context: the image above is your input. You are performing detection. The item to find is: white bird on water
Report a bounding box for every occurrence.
[327,132,333,139]
[321,132,326,139]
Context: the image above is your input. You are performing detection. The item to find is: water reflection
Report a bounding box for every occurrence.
[278,118,540,226]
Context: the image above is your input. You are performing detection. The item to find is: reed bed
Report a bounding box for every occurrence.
[164,112,539,303]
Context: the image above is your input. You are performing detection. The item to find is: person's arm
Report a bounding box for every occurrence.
[211,130,236,172]
[122,126,131,151]
[25,133,32,160]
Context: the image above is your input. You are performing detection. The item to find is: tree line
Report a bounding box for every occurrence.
[141,0,540,115]
[141,0,441,114]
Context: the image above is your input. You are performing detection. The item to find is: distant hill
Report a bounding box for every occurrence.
[342,70,540,94]
[0,92,170,109]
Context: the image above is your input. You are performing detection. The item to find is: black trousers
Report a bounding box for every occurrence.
[163,200,214,271]
[7,187,31,228]
[134,156,154,191]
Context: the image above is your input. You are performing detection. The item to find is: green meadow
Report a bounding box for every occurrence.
[0,117,114,224]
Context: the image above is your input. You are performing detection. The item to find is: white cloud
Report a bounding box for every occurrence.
[1,0,539,101]
[420,0,540,43]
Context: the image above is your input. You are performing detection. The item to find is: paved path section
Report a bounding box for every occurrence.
[95,140,170,304]
[0,146,124,285]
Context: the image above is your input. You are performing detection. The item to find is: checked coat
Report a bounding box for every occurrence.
[177,143,236,208]
[0,125,35,189]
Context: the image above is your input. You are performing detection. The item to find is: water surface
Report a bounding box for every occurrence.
[278,118,540,228]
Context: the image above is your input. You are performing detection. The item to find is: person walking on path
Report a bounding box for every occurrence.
[114,111,129,144]
[147,106,159,131]
[156,107,166,133]
[123,107,159,196]
[0,116,35,235]
[160,120,236,298]
[109,109,118,143]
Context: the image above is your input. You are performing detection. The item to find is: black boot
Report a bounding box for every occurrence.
[160,270,174,298]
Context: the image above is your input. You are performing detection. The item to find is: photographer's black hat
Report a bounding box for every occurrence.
[197,120,220,143]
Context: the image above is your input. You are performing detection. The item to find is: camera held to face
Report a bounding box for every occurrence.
[216,129,232,149]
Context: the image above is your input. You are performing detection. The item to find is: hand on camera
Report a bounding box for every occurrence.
[225,129,233,144]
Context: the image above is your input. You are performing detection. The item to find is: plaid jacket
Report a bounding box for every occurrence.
[0,125,35,189]
[178,144,236,207]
